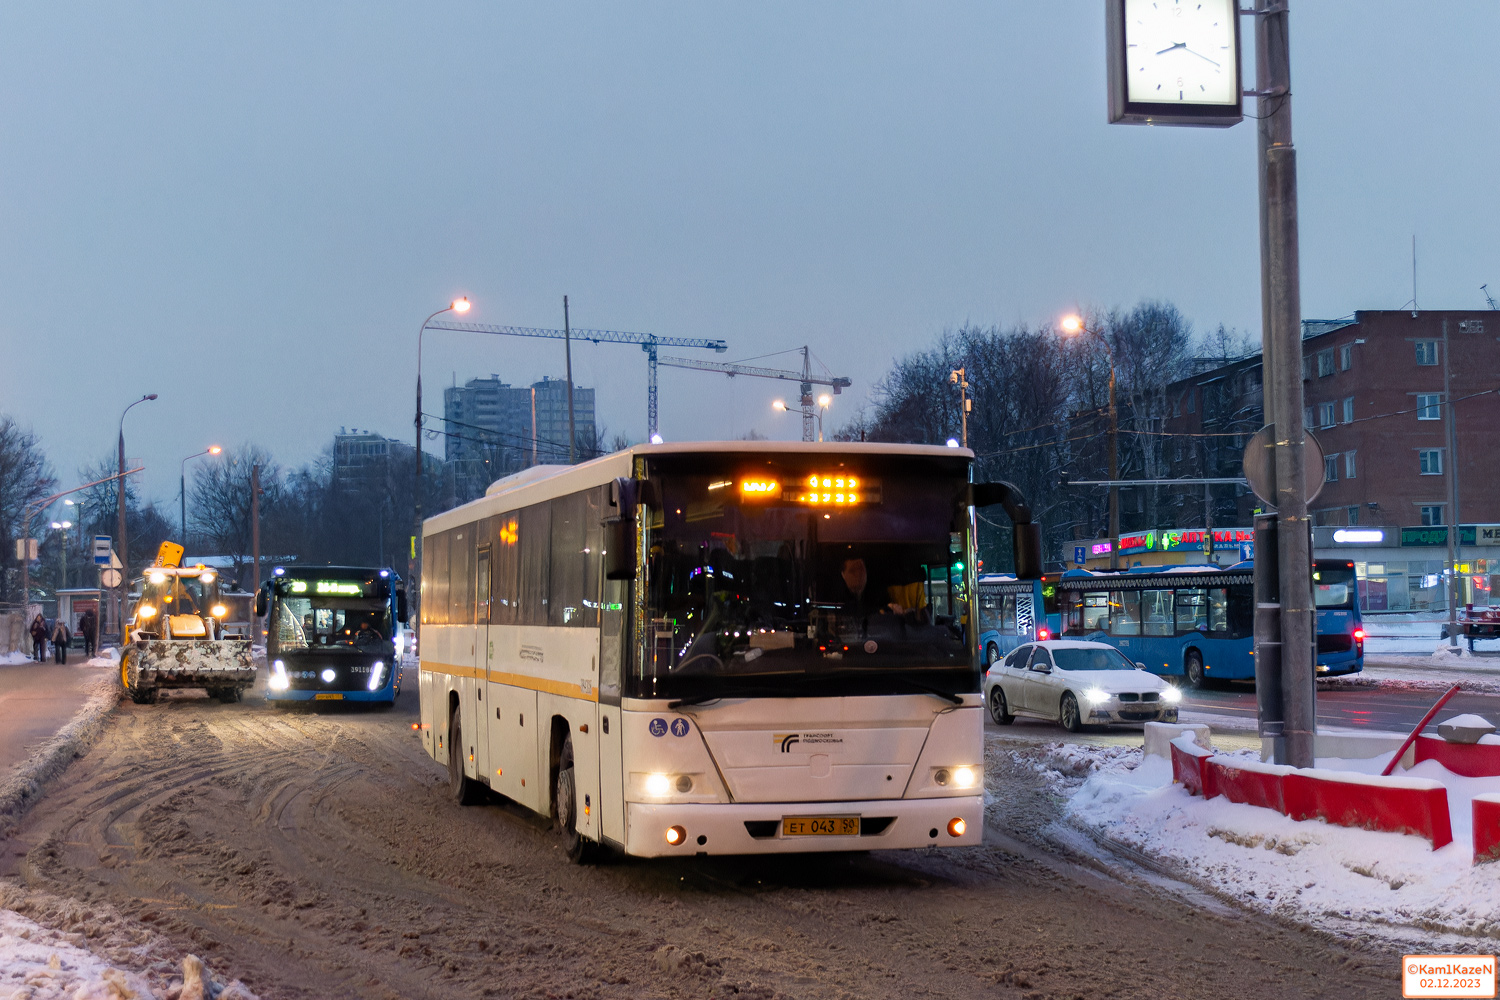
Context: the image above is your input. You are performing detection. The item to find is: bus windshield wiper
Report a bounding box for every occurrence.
[785,669,966,705]
[667,686,805,709]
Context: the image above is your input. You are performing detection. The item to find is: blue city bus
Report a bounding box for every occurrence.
[979,561,1362,687]
[256,565,409,705]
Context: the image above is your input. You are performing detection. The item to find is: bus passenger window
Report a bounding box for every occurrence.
[1175,588,1208,633]
[1063,592,1083,633]
[1141,590,1173,636]
[1208,588,1228,632]
[1002,595,1016,632]
[1109,590,1141,636]
[1081,592,1109,631]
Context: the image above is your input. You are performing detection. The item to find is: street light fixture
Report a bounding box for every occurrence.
[414,296,472,622]
[117,393,159,631]
[770,397,832,441]
[1059,315,1119,570]
[51,521,73,588]
[181,445,223,542]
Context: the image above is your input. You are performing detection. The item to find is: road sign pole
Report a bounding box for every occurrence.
[1255,0,1315,767]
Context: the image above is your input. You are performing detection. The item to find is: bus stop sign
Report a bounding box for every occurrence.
[93,536,112,565]
[1242,426,1325,508]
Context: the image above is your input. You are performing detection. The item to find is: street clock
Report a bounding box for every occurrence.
[1107,0,1243,127]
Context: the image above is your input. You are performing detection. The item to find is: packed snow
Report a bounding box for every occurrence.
[0,906,155,999]
[1058,741,1500,940]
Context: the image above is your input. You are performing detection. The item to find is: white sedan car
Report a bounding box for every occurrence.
[983,639,1182,732]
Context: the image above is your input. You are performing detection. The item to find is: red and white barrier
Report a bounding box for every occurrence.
[1475,794,1500,865]
[1169,736,1215,798]
[1205,758,1293,814]
[1413,734,1500,779]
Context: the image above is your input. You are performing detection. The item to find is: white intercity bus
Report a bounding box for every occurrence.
[416,441,1041,861]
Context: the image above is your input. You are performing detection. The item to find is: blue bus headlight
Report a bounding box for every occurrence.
[269,659,289,692]
[368,661,386,691]
[1161,686,1182,704]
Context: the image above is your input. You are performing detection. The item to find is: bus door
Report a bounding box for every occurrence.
[474,544,493,783]
[596,574,627,846]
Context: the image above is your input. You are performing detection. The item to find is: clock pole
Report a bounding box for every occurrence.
[1254,0,1315,769]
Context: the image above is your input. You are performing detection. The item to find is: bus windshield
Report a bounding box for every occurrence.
[274,594,392,652]
[639,456,973,700]
[1314,564,1357,609]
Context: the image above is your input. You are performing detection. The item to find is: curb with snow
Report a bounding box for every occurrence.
[0,674,120,839]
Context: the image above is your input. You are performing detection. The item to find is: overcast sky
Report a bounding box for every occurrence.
[2,2,1497,508]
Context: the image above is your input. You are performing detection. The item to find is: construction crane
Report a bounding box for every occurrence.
[657,347,852,442]
[425,319,727,439]
[1483,284,1498,311]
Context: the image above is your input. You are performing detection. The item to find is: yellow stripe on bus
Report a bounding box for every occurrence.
[420,660,598,702]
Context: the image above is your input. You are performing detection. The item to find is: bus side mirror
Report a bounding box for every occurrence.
[254,586,267,618]
[973,482,1043,581]
[396,590,409,624]
[604,477,639,581]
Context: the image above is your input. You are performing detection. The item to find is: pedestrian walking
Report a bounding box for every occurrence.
[29,614,48,662]
[51,618,70,664]
[79,608,98,658]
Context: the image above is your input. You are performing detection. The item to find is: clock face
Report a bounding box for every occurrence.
[1123,0,1238,107]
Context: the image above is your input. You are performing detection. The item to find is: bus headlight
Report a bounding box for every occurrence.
[321,668,336,683]
[368,661,386,691]
[1084,688,1110,705]
[645,773,671,796]
[1161,686,1182,703]
[952,766,977,789]
[269,659,289,691]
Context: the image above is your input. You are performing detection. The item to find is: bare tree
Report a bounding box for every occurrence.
[0,416,56,602]
[189,445,280,585]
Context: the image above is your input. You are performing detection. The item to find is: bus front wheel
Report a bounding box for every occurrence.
[553,734,597,864]
[1184,651,1207,690]
[448,707,484,806]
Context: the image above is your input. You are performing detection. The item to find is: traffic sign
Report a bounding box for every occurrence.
[100,568,122,588]
[1074,546,1086,565]
[1241,426,1325,508]
[93,536,112,565]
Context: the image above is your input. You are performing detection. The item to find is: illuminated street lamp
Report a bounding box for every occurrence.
[117,393,159,628]
[771,396,832,441]
[414,296,472,618]
[1060,315,1119,570]
[181,446,223,541]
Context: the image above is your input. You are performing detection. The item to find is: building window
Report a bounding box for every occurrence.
[1342,397,1354,423]
[1318,402,1336,428]
[1339,343,1352,370]
[1421,505,1444,526]
[1317,349,1335,377]
[1415,340,1439,365]
[1419,449,1443,475]
[1304,406,1315,428]
[1324,454,1338,483]
[1172,397,1181,418]
[1186,391,1195,414]
[1347,506,1360,525]
[1345,451,1356,479]
[1302,356,1313,380]
[1417,393,1442,420]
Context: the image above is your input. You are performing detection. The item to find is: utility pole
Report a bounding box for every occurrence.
[1443,319,1461,644]
[563,296,576,464]
[251,463,261,645]
[1255,0,1315,767]
[950,368,971,449]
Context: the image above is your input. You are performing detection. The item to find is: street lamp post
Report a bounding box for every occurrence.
[49,521,72,588]
[1061,316,1118,570]
[772,396,833,442]
[949,368,971,448]
[180,446,223,542]
[117,393,158,633]
[63,498,87,577]
[414,297,471,623]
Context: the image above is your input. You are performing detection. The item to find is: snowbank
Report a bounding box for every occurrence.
[81,648,120,669]
[0,906,154,999]
[0,653,35,667]
[1066,747,1500,939]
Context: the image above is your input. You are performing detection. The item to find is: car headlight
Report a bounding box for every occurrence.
[1161,686,1182,703]
[1083,688,1110,705]
[367,660,386,691]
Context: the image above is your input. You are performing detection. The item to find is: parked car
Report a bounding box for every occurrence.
[983,639,1182,732]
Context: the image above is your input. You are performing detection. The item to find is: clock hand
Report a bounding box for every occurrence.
[1155,41,1186,55]
[1182,47,1221,68]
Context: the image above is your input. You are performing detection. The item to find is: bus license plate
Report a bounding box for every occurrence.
[314,693,343,700]
[782,816,859,837]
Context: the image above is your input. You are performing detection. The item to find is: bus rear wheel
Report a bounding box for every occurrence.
[1184,651,1207,690]
[553,734,597,864]
[448,707,484,805]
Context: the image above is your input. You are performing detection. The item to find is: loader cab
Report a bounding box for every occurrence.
[130,565,227,640]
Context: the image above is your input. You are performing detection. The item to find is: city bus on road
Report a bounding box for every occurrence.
[979,560,1363,688]
[417,441,1042,861]
[257,565,409,706]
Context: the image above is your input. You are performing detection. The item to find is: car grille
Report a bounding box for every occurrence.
[1118,710,1160,721]
[1117,692,1160,703]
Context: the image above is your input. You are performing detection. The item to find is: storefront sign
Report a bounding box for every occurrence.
[1332,528,1385,544]
[1403,526,1480,547]
[1477,525,1500,546]
[1089,541,1113,556]
[1118,531,1155,553]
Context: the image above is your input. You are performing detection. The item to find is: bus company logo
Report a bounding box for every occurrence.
[519,645,544,663]
[773,732,843,752]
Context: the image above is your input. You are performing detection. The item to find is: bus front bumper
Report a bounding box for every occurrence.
[623,795,983,857]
